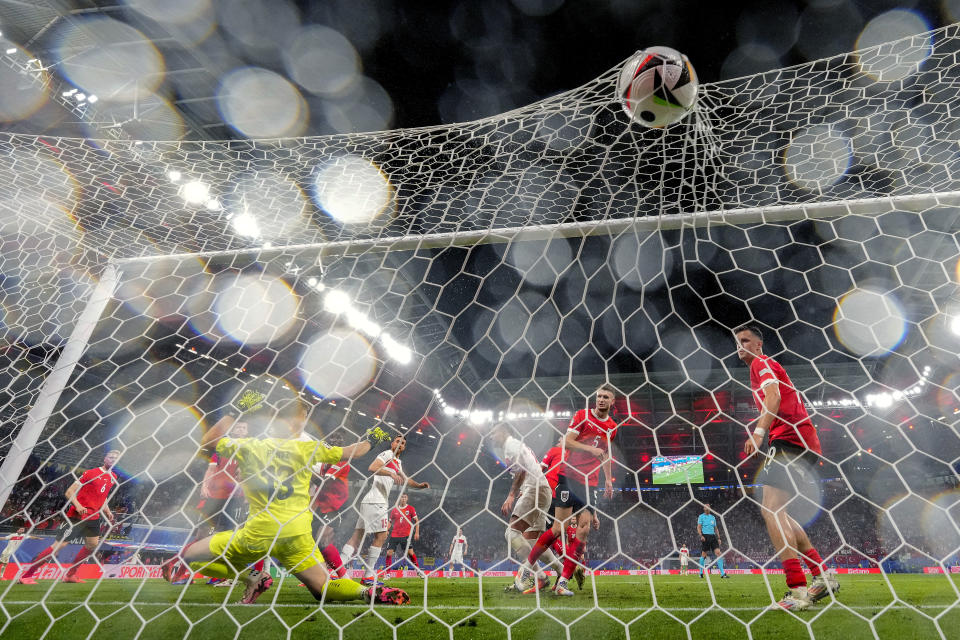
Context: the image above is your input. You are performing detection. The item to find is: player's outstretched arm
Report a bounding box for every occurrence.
[405,477,429,490]
[339,440,372,461]
[200,415,236,454]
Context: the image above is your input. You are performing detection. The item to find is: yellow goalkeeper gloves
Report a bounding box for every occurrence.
[236,389,265,414]
[364,426,391,444]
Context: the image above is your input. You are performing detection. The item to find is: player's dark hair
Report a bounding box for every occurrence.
[597,383,617,397]
[733,323,764,341]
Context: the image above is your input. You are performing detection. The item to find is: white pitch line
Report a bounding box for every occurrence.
[2,601,956,613]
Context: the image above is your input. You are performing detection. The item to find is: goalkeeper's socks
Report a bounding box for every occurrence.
[322,578,367,602]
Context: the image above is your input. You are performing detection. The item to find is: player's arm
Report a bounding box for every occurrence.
[413,512,420,541]
[745,383,781,455]
[64,479,87,516]
[200,415,236,454]
[369,456,402,483]
[502,470,525,517]
[201,460,218,497]
[339,440,372,461]
[405,476,429,490]
[564,429,604,460]
[697,520,704,541]
[602,438,615,499]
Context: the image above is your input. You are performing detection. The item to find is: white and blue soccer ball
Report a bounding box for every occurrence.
[617,46,699,128]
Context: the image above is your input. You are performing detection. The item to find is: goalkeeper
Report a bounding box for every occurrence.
[164,393,408,606]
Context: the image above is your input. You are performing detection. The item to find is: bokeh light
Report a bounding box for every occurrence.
[313,155,393,225]
[85,94,185,141]
[833,288,908,357]
[0,42,47,122]
[283,25,360,97]
[856,10,932,82]
[55,16,164,103]
[124,0,213,25]
[217,67,307,138]
[116,258,210,321]
[5,149,81,237]
[222,171,309,242]
[321,75,394,134]
[300,328,378,398]
[113,401,201,482]
[214,274,300,346]
[783,124,852,191]
[501,236,572,288]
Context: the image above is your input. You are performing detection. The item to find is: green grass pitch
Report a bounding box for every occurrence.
[3,574,959,639]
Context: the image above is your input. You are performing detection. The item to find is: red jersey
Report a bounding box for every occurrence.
[389,503,418,538]
[66,467,117,521]
[206,452,240,500]
[541,446,565,496]
[313,462,351,513]
[749,355,821,454]
[561,409,618,486]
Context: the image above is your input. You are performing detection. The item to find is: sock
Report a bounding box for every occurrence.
[783,557,807,589]
[717,556,726,575]
[341,544,355,564]
[526,530,558,567]
[384,551,395,569]
[801,548,823,577]
[561,538,583,579]
[363,546,382,580]
[550,537,563,557]
[322,544,346,578]
[253,559,265,573]
[506,529,534,561]
[322,577,367,602]
[188,560,235,579]
[22,546,55,578]
[408,551,418,567]
[698,556,705,576]
[65,547,94,577]
[540,547,563,575]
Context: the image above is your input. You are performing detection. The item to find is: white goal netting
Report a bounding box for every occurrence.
[1,21,959,640]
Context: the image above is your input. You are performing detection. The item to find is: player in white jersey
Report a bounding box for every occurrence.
[490,423,563,592]
[1,529,36,578]
[447,528,469,576]
[341,434,429,585]
[679,544,690,575]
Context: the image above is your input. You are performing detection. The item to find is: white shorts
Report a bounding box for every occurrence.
[680,557,689,566]
[356,503,390,534]
[451,552,464,565]
[512,482,552,531]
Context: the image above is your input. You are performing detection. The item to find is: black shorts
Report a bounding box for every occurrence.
[386,535,414,556]
[553,475,594,513]
[758,440,821,495]
[310,507,346,539]
[701,534,719,554]
[56,517,102,542]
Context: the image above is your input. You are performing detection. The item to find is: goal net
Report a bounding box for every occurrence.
[1,21,959,640]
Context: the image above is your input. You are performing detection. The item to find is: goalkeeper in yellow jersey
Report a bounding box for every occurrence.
[163,394,408,606]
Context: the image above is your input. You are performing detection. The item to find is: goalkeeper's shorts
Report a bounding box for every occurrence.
[208,527,323,574]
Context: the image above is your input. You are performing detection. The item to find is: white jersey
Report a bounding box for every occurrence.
[2,536,25,555]
[361,450,403,505]
[451,536,467,555]
[679,546,689,561]
[501,436,547,492]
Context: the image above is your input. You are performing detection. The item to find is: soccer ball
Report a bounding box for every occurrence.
[617,46,698,128]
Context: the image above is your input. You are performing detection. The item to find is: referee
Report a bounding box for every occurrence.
[697,503,729,578]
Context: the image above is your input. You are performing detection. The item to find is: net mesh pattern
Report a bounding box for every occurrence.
[0,22,959,640]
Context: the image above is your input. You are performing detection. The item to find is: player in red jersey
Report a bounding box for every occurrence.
[517,385,617,596]
[17,450,120,584]
[736,323,838,611]
[383,493,419,574]
[309,437,354,580]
